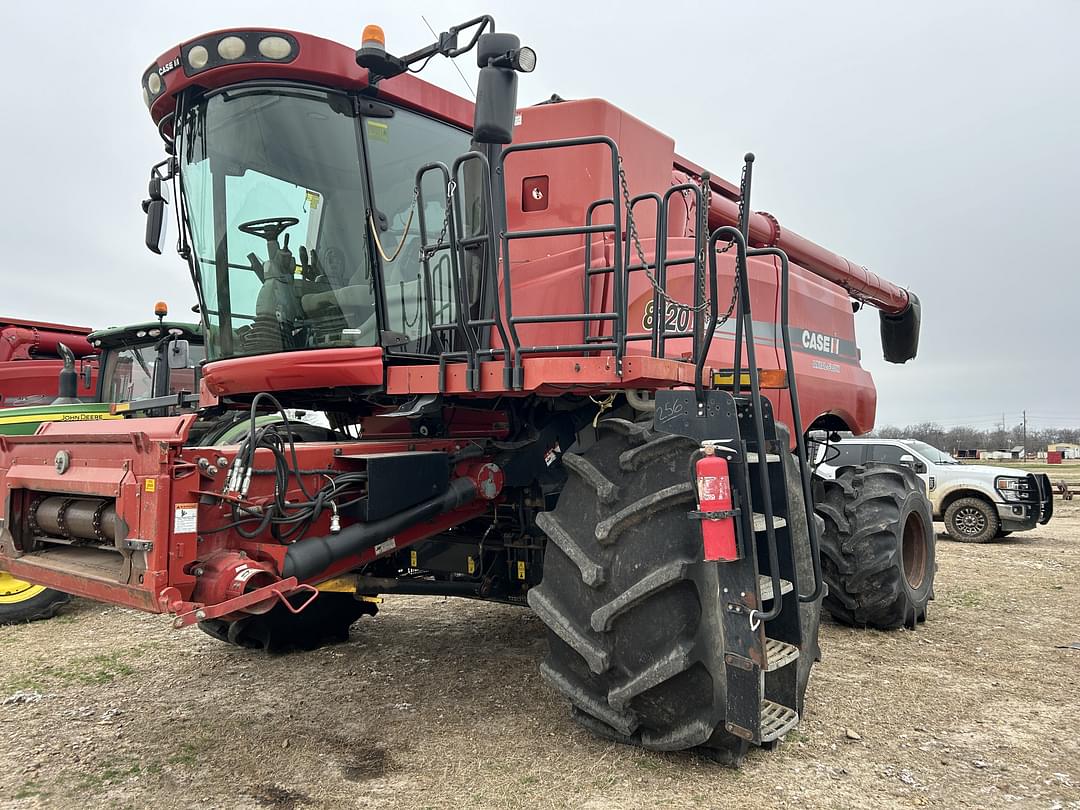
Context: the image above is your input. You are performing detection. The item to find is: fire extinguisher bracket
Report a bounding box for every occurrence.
[687,508,741,521]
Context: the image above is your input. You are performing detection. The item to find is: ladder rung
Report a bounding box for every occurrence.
[751,513,787,532]
[757,575,793,603]
[759,699,799,742]
[763,637,800,672]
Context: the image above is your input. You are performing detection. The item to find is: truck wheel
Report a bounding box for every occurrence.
[197,592,377,652]
[0,572,71,624]
[529,419,820,763]
[944,497,999,543]
[815,464,935,629]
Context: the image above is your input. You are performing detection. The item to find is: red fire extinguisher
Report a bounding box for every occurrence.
[695,445,738,561]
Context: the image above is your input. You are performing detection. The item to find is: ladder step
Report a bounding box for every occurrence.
[751,513,787,532]
[757,575,793,603]
[763,637,800,672]
[759,699,799,743]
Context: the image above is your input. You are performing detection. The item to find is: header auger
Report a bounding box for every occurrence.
[0,16,934,765]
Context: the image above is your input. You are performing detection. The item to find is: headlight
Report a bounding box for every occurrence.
[217,36,246,60]
[179,32,300,77]
[995,476,1025,502]
[187,44,209,70]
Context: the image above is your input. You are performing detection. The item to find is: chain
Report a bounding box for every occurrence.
[709,161,750,333]
[420,179,457,263]
[618,159,743,333]
[619,160,707,314]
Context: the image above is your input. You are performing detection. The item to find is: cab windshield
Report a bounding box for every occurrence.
[100,341,205,403]
[906,440,960,464]
[178,84,473,361]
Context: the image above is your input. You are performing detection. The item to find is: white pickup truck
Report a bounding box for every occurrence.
[816,438,1053,542]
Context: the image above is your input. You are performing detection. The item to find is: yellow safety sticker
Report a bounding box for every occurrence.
[144,479,156,492]
[467,556,476,575]
[367,120,389,142]
[305,190,321,210]
[410,550,418,568]
[517,561,526,580]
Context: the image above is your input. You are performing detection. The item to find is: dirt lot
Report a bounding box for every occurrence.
[2,505,1078,810]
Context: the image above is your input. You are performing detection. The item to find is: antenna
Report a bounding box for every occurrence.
[421,15,475,98]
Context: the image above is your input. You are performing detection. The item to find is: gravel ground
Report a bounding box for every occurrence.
[1,503,1078,810]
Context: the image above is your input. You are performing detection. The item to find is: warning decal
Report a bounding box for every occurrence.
[174,503,197,534]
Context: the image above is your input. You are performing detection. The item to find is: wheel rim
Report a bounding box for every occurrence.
[901,513,929,589]
[0,571,47,604]
[954,506,987,537]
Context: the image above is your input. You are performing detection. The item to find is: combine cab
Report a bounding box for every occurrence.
[0,18,932,763]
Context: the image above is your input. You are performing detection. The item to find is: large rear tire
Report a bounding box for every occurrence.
[529,419,820,763]
[0,572,71,624]
[815,464,935,629]
[197,592,377,652]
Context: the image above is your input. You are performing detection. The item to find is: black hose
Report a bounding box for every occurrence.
[282,477,479,581]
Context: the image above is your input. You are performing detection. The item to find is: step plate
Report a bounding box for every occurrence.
[760,699,799,743]
[758,575,793,603]
[763,637,800,672]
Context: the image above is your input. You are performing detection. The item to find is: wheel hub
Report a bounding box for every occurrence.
[901,513,929,589]
[955,506,987,536]
[0,571,46,604]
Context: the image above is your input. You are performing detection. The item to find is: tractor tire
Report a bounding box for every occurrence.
[815,464,935,629]
[944,496,999,543]
[197,592,377,653]
[529,418,820,764]
[0,573,71,624]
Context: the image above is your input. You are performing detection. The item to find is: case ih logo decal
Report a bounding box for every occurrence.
[158,58,181,76]
[801,330,839,355]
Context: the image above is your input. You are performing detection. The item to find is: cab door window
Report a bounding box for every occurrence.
[868,444,909,465]
[364,108,472,351]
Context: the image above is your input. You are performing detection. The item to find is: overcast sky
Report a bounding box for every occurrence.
[4,1,1077,430]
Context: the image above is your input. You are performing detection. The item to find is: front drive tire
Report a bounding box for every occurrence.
[529,419,820,763]
[815,464,935,630]
[944,496,999,543]
[197,592,377,652]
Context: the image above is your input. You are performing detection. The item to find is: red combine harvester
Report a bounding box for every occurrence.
[0,318,97,408]
[0,18,933,763]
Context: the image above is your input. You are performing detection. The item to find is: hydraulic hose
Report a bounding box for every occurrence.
[281,477,479,581]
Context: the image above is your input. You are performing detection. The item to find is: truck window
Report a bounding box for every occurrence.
[868,444,909,465]
[832,444,865,467]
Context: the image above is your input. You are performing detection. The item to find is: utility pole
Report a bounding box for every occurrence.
[1023,410,1027,459]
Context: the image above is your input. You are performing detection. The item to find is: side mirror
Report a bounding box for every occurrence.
[473,33,535,144]
[898,453,915,468]
[144,198,169,254]
[168,339,191,370]
[80,359,94,391]
[142,164,172,255]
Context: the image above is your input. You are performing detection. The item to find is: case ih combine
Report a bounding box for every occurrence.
[0,18,931,763]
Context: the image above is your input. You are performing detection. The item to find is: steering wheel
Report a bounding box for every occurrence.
[238,217,299,242]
